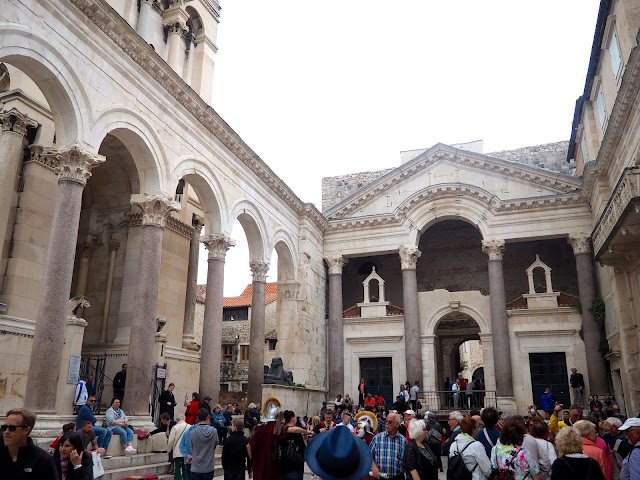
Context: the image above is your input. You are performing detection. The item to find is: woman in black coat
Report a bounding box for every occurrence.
[405,419,438,480]
[551,426,604,480]
[158,382,177,419]
[54,432,94,480]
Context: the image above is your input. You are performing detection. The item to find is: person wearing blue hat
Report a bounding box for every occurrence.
[305,425,373,480]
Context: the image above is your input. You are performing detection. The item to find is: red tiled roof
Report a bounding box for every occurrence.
[240,283,278,296]
[197,282,278,306]
[265,329,277,340]
[343,303,405,318]
[506,291,580,310]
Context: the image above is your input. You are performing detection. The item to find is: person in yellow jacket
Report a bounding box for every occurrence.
[549,403,583,435]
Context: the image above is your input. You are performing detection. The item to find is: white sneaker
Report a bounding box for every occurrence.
[124,447,136,454]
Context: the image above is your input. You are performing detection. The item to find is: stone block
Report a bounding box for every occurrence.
[150,432,168,452]
[105,434,138,457]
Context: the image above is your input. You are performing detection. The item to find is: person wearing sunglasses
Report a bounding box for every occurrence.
[0,407,58,479]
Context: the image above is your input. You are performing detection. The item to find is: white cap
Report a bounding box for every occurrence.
[618,418,640,430]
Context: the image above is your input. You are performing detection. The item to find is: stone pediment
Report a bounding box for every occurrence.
[325,144,582,220]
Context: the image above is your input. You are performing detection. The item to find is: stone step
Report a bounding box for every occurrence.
[102,452,222,480]
[102,452,168,470]
[102,461,170,480]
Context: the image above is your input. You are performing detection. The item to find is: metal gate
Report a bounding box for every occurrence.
[80,354,106,414]
[150,363,167,424]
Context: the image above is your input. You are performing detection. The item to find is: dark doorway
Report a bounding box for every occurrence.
[529,353,570,408]
[360,357,393,406]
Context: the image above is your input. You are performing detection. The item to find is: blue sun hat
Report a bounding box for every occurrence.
[305,426,373,480]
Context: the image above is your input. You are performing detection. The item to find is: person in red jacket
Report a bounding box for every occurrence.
[364,393,377,411]
[184,392,200,425]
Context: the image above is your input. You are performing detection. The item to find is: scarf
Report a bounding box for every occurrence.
[60,458,70,480]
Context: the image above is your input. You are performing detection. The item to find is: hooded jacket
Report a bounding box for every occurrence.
[189,424,218,473]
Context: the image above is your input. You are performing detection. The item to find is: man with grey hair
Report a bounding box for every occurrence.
[569,367,585,407]
[370,412,407,480]
[574,420,612,480]
[442,410,463,455]
[619,418,640,480]
[603,416,633,478]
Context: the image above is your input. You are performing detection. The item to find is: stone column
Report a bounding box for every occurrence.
[99,235,120,343]
[481,239,514,399]
[568,233,609,395]
[247,260,269,404]
[183,215,204,350]
[164,22,186,71]
[24,143,105,413]
[0,109,38,282]
[136,0,153,42]
[122,193,178,417]
[74,236,97,318]
[327,255,348,401]
[399,246,424,386]
[199,234,235,403]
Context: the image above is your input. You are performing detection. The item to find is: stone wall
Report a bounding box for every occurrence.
[321,168,393,211]
[261,384,326,418]
[487,141,571,175]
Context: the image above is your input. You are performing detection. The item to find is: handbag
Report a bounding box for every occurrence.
[92,451,105,478]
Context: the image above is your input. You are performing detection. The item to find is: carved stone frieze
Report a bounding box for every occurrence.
[202,233,235,260]
[398,245,421,270]
[165,216,195,238]
[568,233,592,256]
[1,108,38,136]
[481,239,505,261]
[130,192,180,228]
[326,256,348,275]
[43,141,106,186]
[250,260,270,282]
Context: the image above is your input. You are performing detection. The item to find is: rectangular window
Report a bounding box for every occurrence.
[220,383,229,392]
[596,88,607,129]
[223,307,249,321]
[242,383,248,392]
[580,136,590,164]
[268,339,277,351]
[222,345,233,361]
[240,345,249,361]
[609,29,622,76]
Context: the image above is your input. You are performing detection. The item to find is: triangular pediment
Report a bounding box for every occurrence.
[325,144,582,220]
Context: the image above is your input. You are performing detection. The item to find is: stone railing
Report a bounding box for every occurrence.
[592,167,640,257]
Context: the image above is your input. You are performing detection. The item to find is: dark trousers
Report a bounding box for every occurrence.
[224,470,245,480]
[190,471,214,480]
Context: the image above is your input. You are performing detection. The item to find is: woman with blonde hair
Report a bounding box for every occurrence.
[551,426,604,479]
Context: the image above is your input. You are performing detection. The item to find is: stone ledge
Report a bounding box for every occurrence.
[0,314,35,337]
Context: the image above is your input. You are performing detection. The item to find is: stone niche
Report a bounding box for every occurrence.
[357,267,389,318]
[523,255,560,309]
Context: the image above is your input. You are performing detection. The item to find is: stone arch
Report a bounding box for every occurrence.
[425,304,490,336]
[0,24,89,146]
[91,107,168,193]
[173,159,227,235]
[185,5,205,37]
[228,200,268,262]
[270,229,297,282]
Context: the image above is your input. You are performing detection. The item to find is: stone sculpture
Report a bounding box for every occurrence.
[264,357,294,385]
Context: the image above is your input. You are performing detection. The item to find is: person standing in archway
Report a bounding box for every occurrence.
[358,378,367,409]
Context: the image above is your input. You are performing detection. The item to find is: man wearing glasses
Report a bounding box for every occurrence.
[76,395,113,457]
[0,408,58,479]
[619,418,640,480]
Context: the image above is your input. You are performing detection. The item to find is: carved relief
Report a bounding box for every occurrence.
[130,192,180,228]
[326,256,348,275]
[481,239,505,261]
[250,260,270,282]
[43,142,106,187]
[568,233,591,256]
[202,233,235,260]
[398,246,421,270]
[0,108,38,136]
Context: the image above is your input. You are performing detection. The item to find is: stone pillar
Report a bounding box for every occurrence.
[399,246,423,386]
[74,236,97,318]
[183,215,204,350]
[568,233,609,395]
[247,260,269,405]
[164,22,186,71]
[99,234,120,343]
[199,234,235,403]
[55,317,89,416]
[122,193,178,417]
[0,109,38,283]
[327,255,348,401]
[481,239,514,400]
[184,37,196,84]
[136,0,153,42]
[24,143,105,414]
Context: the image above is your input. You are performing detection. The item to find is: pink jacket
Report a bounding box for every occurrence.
[583,437,612,480]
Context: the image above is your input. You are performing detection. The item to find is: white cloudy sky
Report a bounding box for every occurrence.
[198,0,601,295]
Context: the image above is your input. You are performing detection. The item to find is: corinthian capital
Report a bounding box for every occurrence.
[131,192,180,228]
[481,239,505,261]
[398,246,421,270]
[1,108,38,136]
[326,255,348,275]
[43,142,106,186]
[568,233,591,255]
[250,260,270,282]
[202,233,235,260]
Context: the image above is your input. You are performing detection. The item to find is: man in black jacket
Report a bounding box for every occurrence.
[0,408,58,479]
[158,383,177,419]
[113,363,127,400]
[222,418,252,480]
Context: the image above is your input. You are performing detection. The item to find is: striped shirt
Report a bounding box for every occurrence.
[370,431,408,477]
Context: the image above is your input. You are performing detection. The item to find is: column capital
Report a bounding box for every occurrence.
[1,108,38,136]
[44,142,106,187]
[250,260,270,282]
[398,245,421,270]
[568,233,591,255]
[326,255,348,275]
[481,239,505,261]
[130,192,180,228]
[79,240,97,260]
[192,214,205,234]
[202,233,235,260]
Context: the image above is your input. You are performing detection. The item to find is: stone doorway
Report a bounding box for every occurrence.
[360,357,393,406]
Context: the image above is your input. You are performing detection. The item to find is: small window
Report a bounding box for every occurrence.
[580,136,590,164]
[268,339,277,351]
[242,383,248,392]
[224,307,249,321]
[220,383,229,392]
[609,28,622,76]
[596,88,607,129]
[222,345,233,361]
[240,345,249,361]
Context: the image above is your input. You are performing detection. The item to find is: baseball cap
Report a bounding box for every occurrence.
[618,418,640,430]
[404,410,416,416]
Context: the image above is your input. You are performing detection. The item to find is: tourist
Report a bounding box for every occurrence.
[113,363,127,400]
[525,417,556,480]
[189,408,218,480]
[279,410,306,480]
[364,393,377,412]
[167,414,190,480]
[490,418,542,480]
[549,403,583,435]
[603,395,614,413]
[442,410,463,455]
[400,409,415,439]
[86,375,96,396]
[336,410,354,433]
[222,418,252,480]
[200,395,212,414]
[451,379,461,409]
[223,404,234,434]
[602,417,633,467]
[406,418,438,480]
[53,432,93,480]
[0,408,58,479]
[73,375,89,412]
[244,403,260,432]
[233,403,241,415]
[590,395,604,413]
[309,416,321,434]
[551,426,604,479]
[569,367,585,407]
[410,381,420,412]
[448,416,491,480]
[574,420,613,480]
[50,422,77,452]
[159,382,177,420]
[393,395,407,415]
[313,409,335,434]
[424,411,444,473]
[105,397,136,454]
[540,388,555,414]
[343,394,354,412]
[76,395,112,454]
[357,378,367,409]
[618,417,640,480]
[210,404,227,445]
[335,394,343,408]
[369,412,407,479]
[465,380,474,408]
[150,412,176,436]
[184,392,200,425]
[79,419,106,457]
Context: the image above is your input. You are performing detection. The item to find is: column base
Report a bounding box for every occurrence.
[496,396,518,414]
[31,414,77,449]
[182,334,200,351]
[0,303,7,314]
[126,414,157,431]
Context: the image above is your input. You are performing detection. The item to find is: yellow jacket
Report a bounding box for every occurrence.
[548,413,567,436]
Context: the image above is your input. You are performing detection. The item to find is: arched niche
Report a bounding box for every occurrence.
[228,200,268,263]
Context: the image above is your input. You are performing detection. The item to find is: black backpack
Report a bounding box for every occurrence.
[278,436,304,470]
[447,441,477,480]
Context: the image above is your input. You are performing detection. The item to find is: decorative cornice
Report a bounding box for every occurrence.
[326,255,348,275]
[1,108,38,136]
[202,233,235,260]
[398,245,421,270]
[166,216,195,238]
[481,239,505,261]
[249,260,270,282]
[66,0,327,232]
[130,192,180,228]
[43,141,106,187]
[568,232,592,256]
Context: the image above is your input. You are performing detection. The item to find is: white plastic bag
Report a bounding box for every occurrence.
[92,451,105,478]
